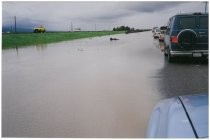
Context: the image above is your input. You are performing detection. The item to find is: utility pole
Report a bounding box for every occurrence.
[10,26,13,32]
[205,2,208,13]
[14,16,17,33]
[71,22,73,32]
[95,24,96,31]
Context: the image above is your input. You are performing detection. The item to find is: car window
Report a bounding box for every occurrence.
[179,17,196,29]
[160,26,167,30]
[199,16,208,29]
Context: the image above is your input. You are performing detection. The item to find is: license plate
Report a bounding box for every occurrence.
[193,53,202,57]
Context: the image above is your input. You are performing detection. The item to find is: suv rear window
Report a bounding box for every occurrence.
[179,17,196,29]
[200,16,208,29]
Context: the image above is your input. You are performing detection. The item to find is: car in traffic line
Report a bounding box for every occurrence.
[153,28,161,39]
[159,30,166,42]
[146,94,208,138]
[164,12,208,62]
[152,27,158,33]
[159,26,167,42]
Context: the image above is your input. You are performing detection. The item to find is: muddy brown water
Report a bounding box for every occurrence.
[2,32,188,137]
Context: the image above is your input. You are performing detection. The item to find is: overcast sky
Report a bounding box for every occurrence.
[2,1,208,31]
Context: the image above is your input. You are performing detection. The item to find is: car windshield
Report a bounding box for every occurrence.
[160,26,167,30]
[179,17,196,29]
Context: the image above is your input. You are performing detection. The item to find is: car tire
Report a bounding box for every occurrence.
[177,29,198,47]
[167,49,174,62]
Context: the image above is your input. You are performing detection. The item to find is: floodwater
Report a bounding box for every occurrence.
[2,31,208,138]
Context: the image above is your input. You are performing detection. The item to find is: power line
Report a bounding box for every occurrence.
[71,22,73,32]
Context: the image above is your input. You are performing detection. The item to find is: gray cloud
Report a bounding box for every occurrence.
[119,2,186,13]
[2,1,207,31]
[81,2,186,21]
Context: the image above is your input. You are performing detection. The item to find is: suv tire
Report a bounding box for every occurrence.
[164,43,168,56]
[167,49,174,62]
[177,29,198,47]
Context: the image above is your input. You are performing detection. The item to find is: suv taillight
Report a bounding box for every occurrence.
[171,36,178,43]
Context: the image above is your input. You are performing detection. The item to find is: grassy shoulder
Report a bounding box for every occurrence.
[2,31,125,49]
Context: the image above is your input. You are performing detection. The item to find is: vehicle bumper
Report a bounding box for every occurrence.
[170,50,208,58]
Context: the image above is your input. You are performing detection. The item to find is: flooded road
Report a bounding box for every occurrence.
[2,31,208,138]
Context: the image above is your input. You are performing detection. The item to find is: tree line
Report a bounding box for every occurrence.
[113,26,151,33]
[113,26,132,31]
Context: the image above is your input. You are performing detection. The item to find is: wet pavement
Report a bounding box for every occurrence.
[2,31,208,138]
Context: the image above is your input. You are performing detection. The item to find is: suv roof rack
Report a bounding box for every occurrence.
[174,12,208,16]
[193,12,202,15]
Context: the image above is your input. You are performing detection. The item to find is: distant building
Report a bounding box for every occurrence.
[74,28,81,32]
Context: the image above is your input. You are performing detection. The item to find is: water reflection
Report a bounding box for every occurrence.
[15,45,18,56]
[159,42,165,52]
[153,38,159,49]
[156,55,208,99]
[153,39,165,52]
[35,44,47,51]
[1,32,169,137]
[151,37,208,99]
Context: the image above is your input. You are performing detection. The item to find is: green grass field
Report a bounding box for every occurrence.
[2,31,124,49]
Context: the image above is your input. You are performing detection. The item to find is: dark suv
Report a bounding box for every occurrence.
[164,12,208,62]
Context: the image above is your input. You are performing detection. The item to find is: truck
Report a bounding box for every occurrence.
[33,26,46,33]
